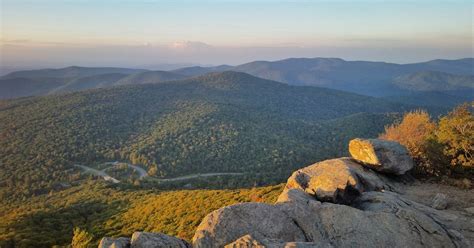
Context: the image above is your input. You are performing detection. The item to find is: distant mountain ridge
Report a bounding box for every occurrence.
[1,66,147,79]
[393,71,474,92]
[114,71,187,86]
[1,58,472,108]
[230,57,474,96]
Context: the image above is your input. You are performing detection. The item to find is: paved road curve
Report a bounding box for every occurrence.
[74,164,120,183]
[104,161,148,179]
[151,172,245,182]
[75,162,245,183]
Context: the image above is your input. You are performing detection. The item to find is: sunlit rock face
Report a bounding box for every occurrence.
[192,202,307,248]
[224,234,331,248]
[98,237,130,248]
[276,189,464,248]
[283,157,389,204]
[131,232,191,248]
[193,187,467,248]
[349,138,414,175]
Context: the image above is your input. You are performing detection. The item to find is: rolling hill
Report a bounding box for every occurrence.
[0,77,66,99]
[392,71,474,93]
[0,67,147,99]
[0,68,188,99]
[114,71,187,85]
[1,66,147,79]
[171,65,232,76]
[234,58,474,96]
[0,71,411,198]
[2,58,472,104]
[50,73,129,93]
[188,59,474,109]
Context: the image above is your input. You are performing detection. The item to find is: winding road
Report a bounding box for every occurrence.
[152,172,245,182]
[75,162,245,184]
[73,164,120,183]
[104,161,148,179]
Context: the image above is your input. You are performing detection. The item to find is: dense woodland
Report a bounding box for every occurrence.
[0,72,407,199]
[1,71,469,247]
[0,182,283,247]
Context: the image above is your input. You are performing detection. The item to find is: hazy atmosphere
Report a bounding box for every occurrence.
[1,1,473,247]
[1,0,472,72]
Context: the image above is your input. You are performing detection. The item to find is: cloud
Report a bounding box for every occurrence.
[169,41,213,50]
[0,39,32,44]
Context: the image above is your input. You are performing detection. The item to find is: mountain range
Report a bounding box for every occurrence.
[1,60,472,247]
[1,58,472,107]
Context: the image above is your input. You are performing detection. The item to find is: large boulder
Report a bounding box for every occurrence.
[283,157,389,203]
[224,234,332,248]
[349,138,414,175]
[130,232,190,248]
[98,237,130,248]
[276,188,468,247]
[192,202,307,248]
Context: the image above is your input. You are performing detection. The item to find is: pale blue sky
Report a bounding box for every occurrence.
[1,0,472,68]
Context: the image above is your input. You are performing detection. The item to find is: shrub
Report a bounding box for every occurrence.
[436,102,473,171]
[380,103,474,177]
[379,110,446,176]
[71,227,94,248]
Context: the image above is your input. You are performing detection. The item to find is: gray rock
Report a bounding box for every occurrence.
[224,234,266,248]
[431,193,449,210]
[192,202,306,248]
[224,234,332,248]
[465,207,474,215]
[131,232,190,248]
[283,157,389,203]
[349,138,414,175]
[98,237,130,248]
[353,191,469,247]
[276,188,466,247]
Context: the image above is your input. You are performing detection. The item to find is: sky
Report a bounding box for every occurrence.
[0,0,473,70]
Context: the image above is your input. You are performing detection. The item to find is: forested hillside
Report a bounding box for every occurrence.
[0,182,284,247]
[0,71,408,199]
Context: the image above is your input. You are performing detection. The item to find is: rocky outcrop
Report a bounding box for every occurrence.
[99,232,190,248]
[191,139,470,247]
[276,189,465,247]
[283,157,389,203]
[223,234,331,248]
[192,203,306,248]
[131,232,191,248]
[99,138,472,248]
[98,237,130,248]
[349,138,414,175]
